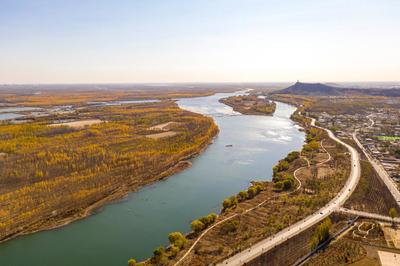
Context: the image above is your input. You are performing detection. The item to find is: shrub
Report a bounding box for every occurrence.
[274,181,284,191]
[222,196,238,210]
[153,246,165,257]
[169,245,180,258]
[191,219,205,233]
[274,173,295,191]
[153,246,168,265]
[199,213,217,226]
[221,220,239,234]
[283,179,293,190]
[168,232,187,249]
[237,190,248,202]
[277,160,290,171]
[128,258,136,266]
[304,140,320,152]
[286,151,300,162]
[223,198,232,210]
[247,185,261,199]
[273,160,290,177]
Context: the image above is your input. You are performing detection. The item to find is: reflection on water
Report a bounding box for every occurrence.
[0,92,304,266]
[0,107,42,113]
[0,113,25,121]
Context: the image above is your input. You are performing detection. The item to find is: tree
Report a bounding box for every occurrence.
[389,207,398,225]
[274,181,284,191]
[283,179,293,190]
[305,177,320,192]
[222,198,232,210]
[128,258,136,266]
[191,219,205,233]
[199,213,217,226]
[170,245,180,258]
[278,160,290,171]
[286,151,300,162]
[222,196,238,210]
[237,190,248,202]
[168,232,187,249]
[153,246,167,265]
[310,218,332,250]
[153,246,165,257]
[247,187,257,199]
[247,185,262,198]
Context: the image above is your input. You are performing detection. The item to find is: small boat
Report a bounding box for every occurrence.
[225,144,233,147]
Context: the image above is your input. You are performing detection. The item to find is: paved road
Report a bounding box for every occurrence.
[218,118,361,266]
[338,207,400,223]
[353,120,400,205]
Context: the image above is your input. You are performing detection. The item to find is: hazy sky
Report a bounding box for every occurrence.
[1,0,399,83]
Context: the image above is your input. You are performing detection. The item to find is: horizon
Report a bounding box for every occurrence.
[1,0,400,83]
[1,81,400,86]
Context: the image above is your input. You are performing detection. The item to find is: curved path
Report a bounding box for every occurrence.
[175,123,332,266]
[218,118,361,266]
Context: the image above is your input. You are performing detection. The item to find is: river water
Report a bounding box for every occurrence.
[0,92,304,266]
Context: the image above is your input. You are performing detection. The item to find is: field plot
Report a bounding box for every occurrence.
[49,119,103,128]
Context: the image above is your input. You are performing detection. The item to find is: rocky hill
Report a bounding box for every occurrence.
[272,82,400,97]
[273,82,343,96]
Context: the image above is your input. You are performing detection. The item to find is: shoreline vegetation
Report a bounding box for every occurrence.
[218,95,276,115]
[131,98,351,266]
[0,100,219,244]
[0,88,222,107]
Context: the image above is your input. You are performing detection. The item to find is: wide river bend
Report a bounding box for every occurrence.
[0,92,304,266]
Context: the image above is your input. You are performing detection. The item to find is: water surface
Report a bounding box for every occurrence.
[0,113,25,121]
[0,92,304,266]
[0,107,42,113]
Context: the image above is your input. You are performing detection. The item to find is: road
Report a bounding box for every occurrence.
[352,117,400,205]
[218,118,361,266]
[338,207,400,223]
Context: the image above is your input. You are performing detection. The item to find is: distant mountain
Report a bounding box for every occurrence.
[272,81,400,97]
[272,82,343,96]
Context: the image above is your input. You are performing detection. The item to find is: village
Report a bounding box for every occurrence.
[311,105,400,186]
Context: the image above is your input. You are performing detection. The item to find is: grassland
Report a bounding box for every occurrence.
[377,136,400,141]
[0,100,218,242]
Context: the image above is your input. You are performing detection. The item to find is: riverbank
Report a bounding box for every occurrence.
[0,101,218,244]
[0,94,305,266]
[0,138,215,244]
[218,95,276,115]
[156,106,351,266]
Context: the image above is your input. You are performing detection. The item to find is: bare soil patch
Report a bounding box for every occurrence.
[49,119,103,128]
[149,122,181,131]
[146,131,177,139]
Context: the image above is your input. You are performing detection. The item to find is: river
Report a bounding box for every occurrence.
[0,92,304,266]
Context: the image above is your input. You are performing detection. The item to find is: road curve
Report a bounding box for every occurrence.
[218,118,361,266]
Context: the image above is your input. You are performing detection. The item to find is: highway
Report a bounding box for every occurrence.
[218,118,361,266]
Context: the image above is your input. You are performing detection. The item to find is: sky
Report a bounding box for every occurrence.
[0,0,399,83]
